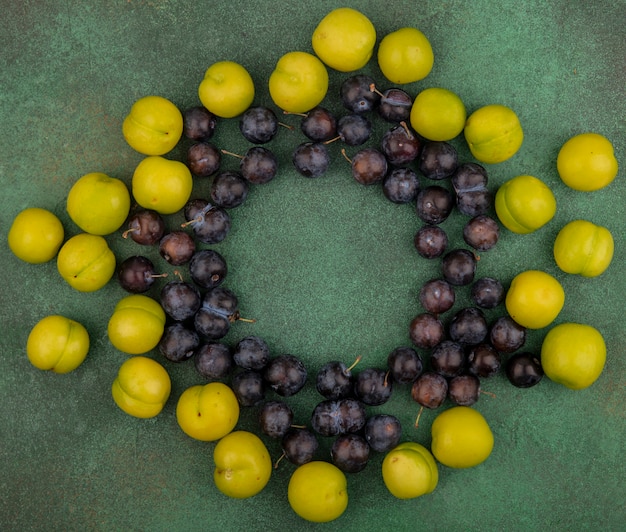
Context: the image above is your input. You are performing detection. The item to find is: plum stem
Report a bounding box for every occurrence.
[400,120,414,140]
[282,110,308,117]
[121,227,137,239]
[221,149,243,159]
[345,355,362,374]
[414,406,425,428]
[273,452,286,469]
[369,83,384,98]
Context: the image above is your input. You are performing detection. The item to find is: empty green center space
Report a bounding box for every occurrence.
[213,153,480,366]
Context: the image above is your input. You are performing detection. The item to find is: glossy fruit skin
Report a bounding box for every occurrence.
[26,315,90,373]
[387,347,423,385]
[409,313,445,349]
[451,163,491,217]
[117,255,158,294]
[107,294,166,355]
[464,104,523,164]
[213,430,272,498]
[410,87,466,141]
[541,323,606,389]
[351,148,388,186]
[160,280,201,321]
[340,74,380,114]
[505,270,564,329]
[377,27,434,84]
[467,343,501,378]
[8,207,64,264]
[441,248,476,286]
[198,61,255,118]
[57,233,116,292]
[239,106,278,144]
[316,361,355,400]
[194,342,233,380]
[337,114,372,146]
[282,428,319,465]
[269,51,328,113]
[183,200,231,245]
[448,374,481,406]
[233,336,270,370]
[381,124,421,166]
[364,414,402,452]
[411,371,448,409]
[300,106,337,141]
[239,146,278,184]
[159,323,200,363]
[489,316,526,353]
[378,88,412,123]
[292,142,330,178]
[159,231,195,265]
[419,278,455,315]
[419,141,458,180]
[382,442,438,499]
[449,307,488,346]
[430,340,465,378]
[259,400,293,439]
[111,356,171,418]
[471,277,505,309]
[132,156,193,215]
[189,249,227,289]
[553,219,614,277]
[210,170,249,209]
[123,209,165,245]
[287,461,348,523]
[176,382,239,441]
[556,132,618,191]
[122,95,183,156]
[312,7,376,72]
[182,106,217,141]
[416,186,454,224]
[231,369,266,406]
[194,286,241,340]
[463,215,500,251]
[505,352,543,388]
[263,354,308,397]
[495,175,556,234]
[311,398,367,436]
[354,367,392,406]
[414,225,448,259]
[331,433,370,473]
[187,142,221,177]
[66,172,131,235]
[383,168,420,204]
[431,406,494,468]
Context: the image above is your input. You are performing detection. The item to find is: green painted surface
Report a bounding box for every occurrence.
[1,1,624,530]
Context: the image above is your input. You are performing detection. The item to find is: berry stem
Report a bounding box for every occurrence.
[341,148,352,164]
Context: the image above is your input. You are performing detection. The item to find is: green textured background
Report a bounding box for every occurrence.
[1,1,624,530]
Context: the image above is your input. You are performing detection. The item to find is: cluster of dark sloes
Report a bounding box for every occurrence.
[114,71,543,473]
